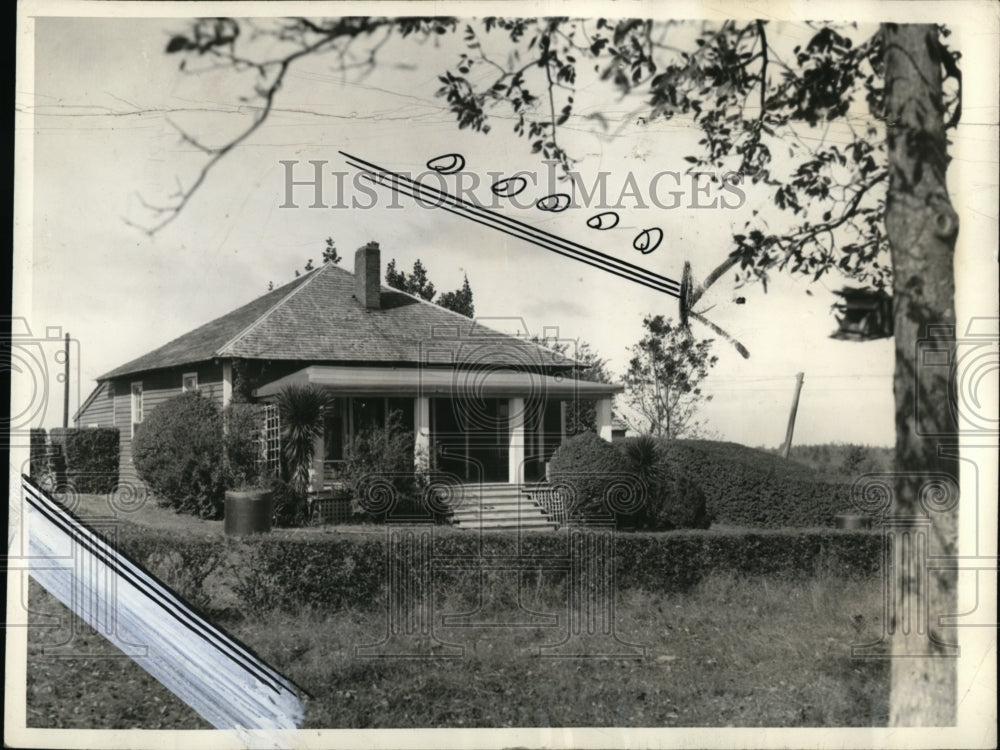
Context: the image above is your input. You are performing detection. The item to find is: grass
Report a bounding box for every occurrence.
[26,567,889,728]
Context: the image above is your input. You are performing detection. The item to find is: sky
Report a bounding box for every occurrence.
[15,10,998,447]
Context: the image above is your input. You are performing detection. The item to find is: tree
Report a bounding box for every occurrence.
[530,335,616,434]
[156,17,965,724]
[386,257,436,301]
[623,315,717,439]
[323,237,342,265]
[386,258,476,318]
[436,273,475,317]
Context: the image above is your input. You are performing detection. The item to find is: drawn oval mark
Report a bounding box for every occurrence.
[491,176,528,198]
[536,194,571,212]
[633,227,663,254]
[426,153,466,175]
[586,211,620,230]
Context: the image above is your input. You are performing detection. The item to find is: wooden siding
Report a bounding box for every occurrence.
[75,381,115,428]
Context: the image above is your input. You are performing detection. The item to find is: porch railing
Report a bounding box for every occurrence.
[524,485,571,527]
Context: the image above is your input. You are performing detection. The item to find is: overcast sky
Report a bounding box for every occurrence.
[16,9,998,447]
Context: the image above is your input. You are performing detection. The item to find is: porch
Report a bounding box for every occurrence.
[252,365,622,491]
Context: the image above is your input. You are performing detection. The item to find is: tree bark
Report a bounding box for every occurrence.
[882,23,959,726]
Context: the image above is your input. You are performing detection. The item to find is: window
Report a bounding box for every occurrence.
[130,382,143,437]
[182,372,199,392]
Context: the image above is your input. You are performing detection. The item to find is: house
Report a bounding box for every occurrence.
[75,243,622,492]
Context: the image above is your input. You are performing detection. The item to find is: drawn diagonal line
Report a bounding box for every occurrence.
[21,476,302,697]
[340,151,681,298]
[347,155,680,294]
[363,174,679,298]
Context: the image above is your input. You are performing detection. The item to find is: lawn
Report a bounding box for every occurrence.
[25,565,889,728]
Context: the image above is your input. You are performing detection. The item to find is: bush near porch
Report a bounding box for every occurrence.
[547,433,710,531]
[132,392,228,519]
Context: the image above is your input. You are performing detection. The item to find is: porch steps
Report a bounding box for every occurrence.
[449,483,559,531]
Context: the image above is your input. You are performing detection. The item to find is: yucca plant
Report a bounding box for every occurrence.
[275,384,334,496]
[620,433,665,529]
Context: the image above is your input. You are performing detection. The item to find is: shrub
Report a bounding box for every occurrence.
[342,411,429,521]
[269,475,309,528]
[656,440,854,528]
[223,402,265,488]
[548,432,630,520]
[29,428,47,480]
[47,427,73,489]
[110,522,881,617]
[63,428,120,494]
[614,435,710,531]
[132,391,226,519]
[276,384,333,494]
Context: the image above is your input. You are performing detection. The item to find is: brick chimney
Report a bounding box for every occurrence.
[354,241,381,310]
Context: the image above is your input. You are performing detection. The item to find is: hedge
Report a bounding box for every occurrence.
[132,391,226,519]
[63,428,119,494]
[657,440,856,528]
[29,428,47,480]
[111,523,881,618]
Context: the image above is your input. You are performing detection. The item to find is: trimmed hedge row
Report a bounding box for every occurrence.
[112,524,881,617]
[657,440,855,528]
[29,428,47,479]
[45,427,120,494]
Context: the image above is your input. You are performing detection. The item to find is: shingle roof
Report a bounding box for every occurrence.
[99,263,574,380]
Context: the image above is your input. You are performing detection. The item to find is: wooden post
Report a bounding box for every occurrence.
[63,333,70,428]
[508,398,525,484]
[780,373,805,459]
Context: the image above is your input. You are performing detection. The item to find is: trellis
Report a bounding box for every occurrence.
[258,403,281,477]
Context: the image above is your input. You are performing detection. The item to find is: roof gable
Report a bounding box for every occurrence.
[99,263,571,380]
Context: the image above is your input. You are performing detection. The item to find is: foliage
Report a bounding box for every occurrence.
[132,391,226,519]
[268,475,309,528]
[341,411,430,521]
[386,258,436,301]
[106,520,879,617]
[275,384,335,495]
[618,435,711,531]
[547,432,629,519]
[222,402,265,489]
[529,336,616,434]
[62,428,120,494]
[29,428,47,480]
[659,439,854,528]
[623,315,718,438]
[322,236,341,265]
[436,273,475,318]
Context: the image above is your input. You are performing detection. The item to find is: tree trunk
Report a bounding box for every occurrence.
[883,23,959,726]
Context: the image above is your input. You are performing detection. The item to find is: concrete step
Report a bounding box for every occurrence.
[452,510,552,523]
[453,518,557,530]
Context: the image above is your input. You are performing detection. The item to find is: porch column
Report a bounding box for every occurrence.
[560,401,567,442]
[596,398,613,442]
[414,397,431,472]
[308,432,325,493]
[508,398,525,485]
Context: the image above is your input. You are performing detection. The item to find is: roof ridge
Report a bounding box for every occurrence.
[216,265,328,357]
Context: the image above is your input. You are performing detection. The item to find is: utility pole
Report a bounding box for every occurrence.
[63,333,70,428]
[780,372,805,459]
